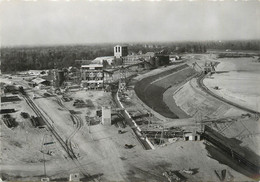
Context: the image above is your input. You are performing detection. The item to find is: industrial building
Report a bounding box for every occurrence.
[124,52,170,68]
[76,57,115,67]
[114,45,128,58]
[81,64,104,89]
[92,56,114,66]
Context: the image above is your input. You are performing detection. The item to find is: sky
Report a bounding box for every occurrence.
[0,1,259,46]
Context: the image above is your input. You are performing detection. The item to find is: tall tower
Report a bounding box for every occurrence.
[114,45,128,58]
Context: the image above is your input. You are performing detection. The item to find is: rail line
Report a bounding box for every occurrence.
[203,126,260,174]
[21,92,90,178]
[197,73,260,116]
[54,96,85,158]
[66,114,84,156]
[196,74,260,176]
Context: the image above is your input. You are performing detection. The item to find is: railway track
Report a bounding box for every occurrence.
[66,114,84,156]
[203,126,260,174]
[197,73,260,116]
[55,96,67,110]
[197,75,260,176]
[21,92,90,178]
[54,96,84,157]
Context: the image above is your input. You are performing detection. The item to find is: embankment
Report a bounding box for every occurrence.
[173,78,245,119]
[134,64,197,119]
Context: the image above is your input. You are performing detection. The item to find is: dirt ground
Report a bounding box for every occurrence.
[1,84,250,181]
[204,57,260,112]
[130,53,260,181]
[1,55,258,181]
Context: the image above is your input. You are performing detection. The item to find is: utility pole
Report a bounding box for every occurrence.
[160,123,164,145]
[41,133,48,178]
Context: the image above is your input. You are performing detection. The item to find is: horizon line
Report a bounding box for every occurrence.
[1,39,260,49]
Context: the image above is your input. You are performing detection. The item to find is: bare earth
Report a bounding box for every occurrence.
[1,54,258,181]
[204,57,260,112]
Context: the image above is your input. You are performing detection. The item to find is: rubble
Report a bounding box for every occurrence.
[20,112,30,118]
[30,116,46,128]
[2,114,18,128]
[73,99,87,108]
[61,96,73,102]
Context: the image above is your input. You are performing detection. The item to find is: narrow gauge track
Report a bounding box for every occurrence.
[55,96,67,110]
[66,114,84,156]
[54,96,84,154]
[197,73,260,116]
[21,92,90,178]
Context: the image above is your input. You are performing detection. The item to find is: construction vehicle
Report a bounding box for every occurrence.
[204,61,216,74]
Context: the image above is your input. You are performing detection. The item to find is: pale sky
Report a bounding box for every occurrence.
[0,1,259,46]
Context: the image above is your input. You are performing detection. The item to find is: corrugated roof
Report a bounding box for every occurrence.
[31,78,47,84]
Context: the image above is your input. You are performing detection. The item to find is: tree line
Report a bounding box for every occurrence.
[1,40,259,73]
[1,45,114,73]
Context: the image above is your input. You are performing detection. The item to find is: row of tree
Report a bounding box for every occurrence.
[1,45,114,72]
[1,40,259,73]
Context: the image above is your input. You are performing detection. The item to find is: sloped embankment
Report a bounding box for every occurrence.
[173,78,244,118]
[134,64,197,119]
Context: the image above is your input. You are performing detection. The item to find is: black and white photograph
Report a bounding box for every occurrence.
[0,0,260,181]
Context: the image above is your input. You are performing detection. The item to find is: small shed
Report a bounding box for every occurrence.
[184,131,201,141]
[69,173,80,182]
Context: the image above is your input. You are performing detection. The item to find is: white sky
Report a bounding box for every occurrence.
[0,1,259,46]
